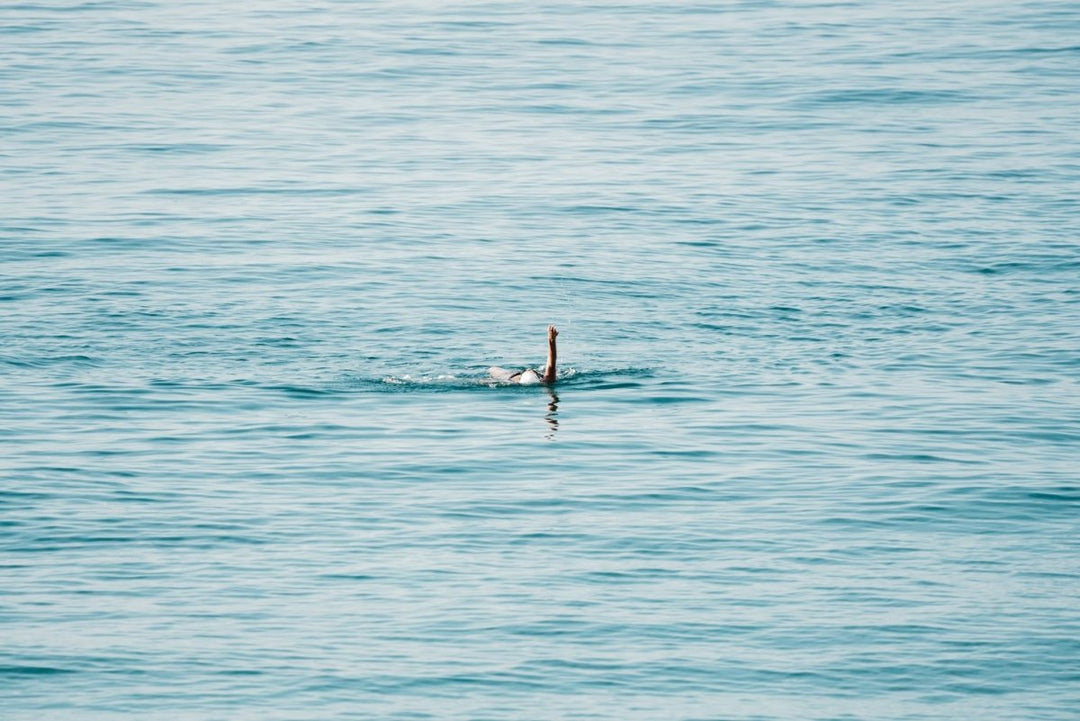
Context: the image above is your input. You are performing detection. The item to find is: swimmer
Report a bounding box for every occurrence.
[489,325,559,385]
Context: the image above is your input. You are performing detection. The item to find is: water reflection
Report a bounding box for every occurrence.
[545,388,559,439]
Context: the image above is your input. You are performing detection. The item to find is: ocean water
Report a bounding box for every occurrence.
[2,1,1078,719]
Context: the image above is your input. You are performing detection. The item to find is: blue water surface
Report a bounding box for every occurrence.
[2,1,1078,719]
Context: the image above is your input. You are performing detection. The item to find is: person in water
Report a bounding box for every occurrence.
[488,325,558,385]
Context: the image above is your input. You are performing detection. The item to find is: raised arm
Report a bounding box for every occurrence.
[542,325,558,384]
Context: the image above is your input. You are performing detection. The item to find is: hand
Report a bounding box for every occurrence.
[548,325,559,342]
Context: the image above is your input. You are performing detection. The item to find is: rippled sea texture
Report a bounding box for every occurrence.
[2,1,1079,719]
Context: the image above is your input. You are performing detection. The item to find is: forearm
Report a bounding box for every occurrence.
[543,341,557,383]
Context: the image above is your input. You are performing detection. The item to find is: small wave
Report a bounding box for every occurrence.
[0,664,76,677]
[265,384,338,398]
[796,88,969,108]
[0,353,102,369]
